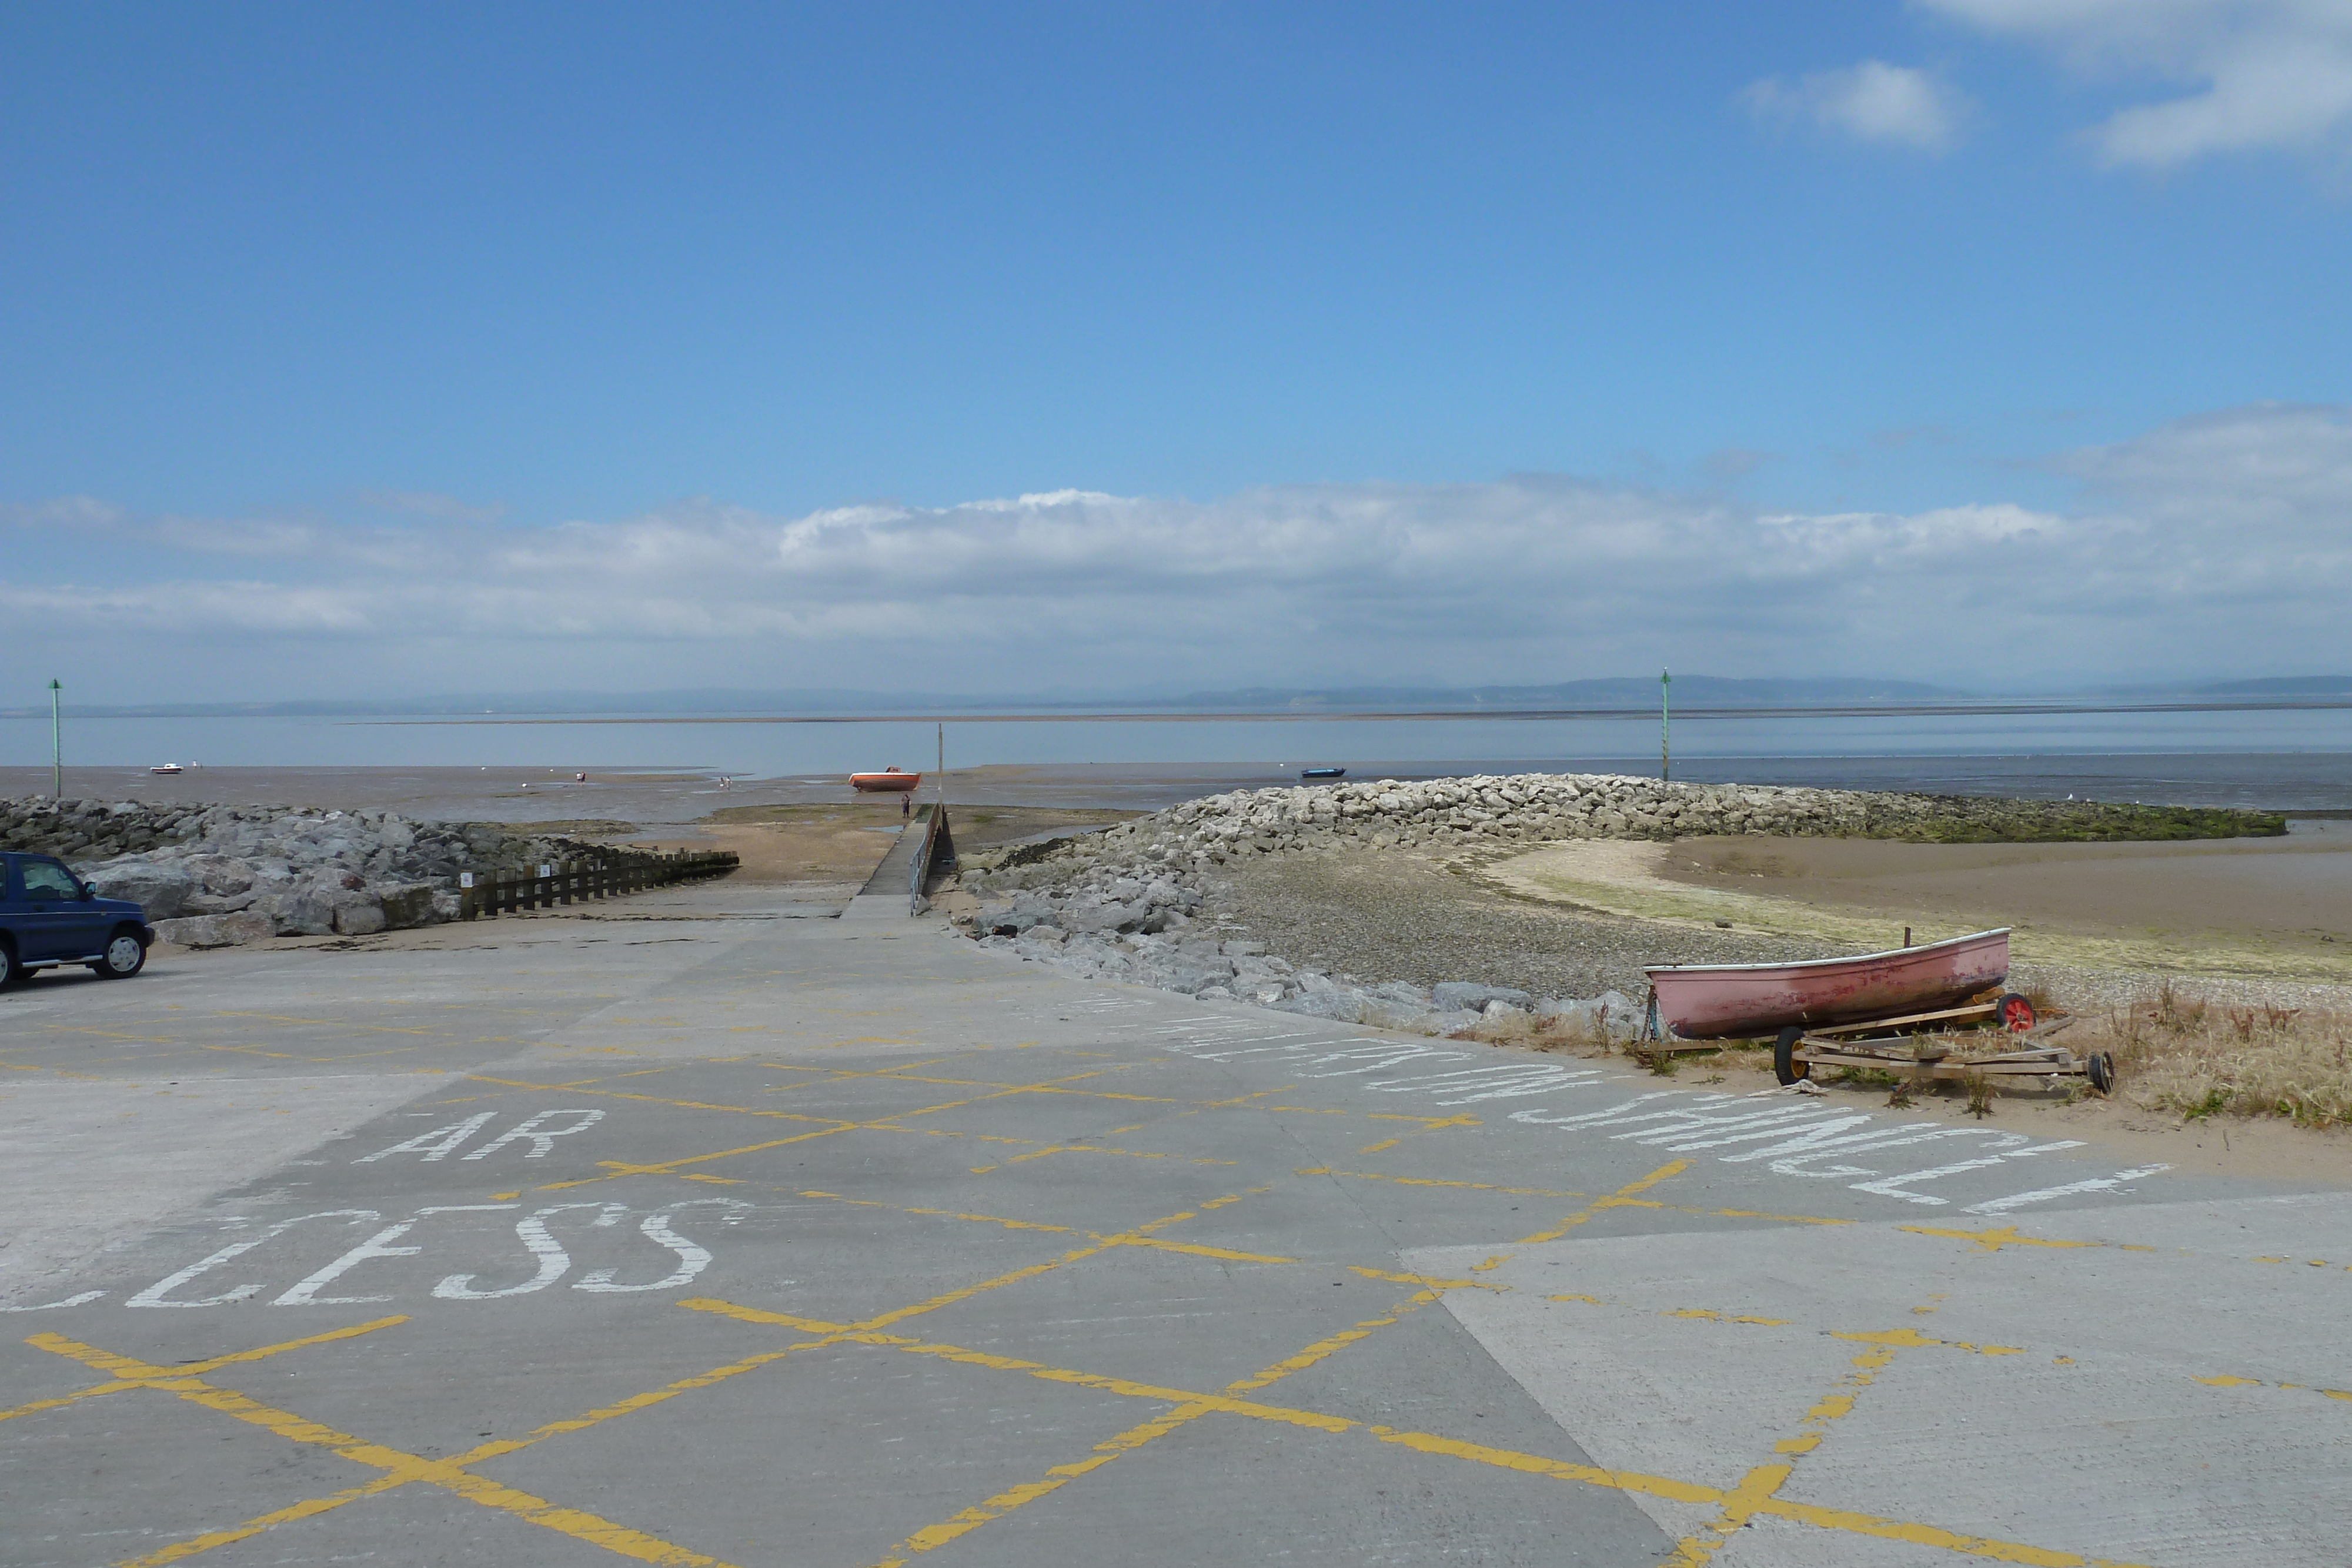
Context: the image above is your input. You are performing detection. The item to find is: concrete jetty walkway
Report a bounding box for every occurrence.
[2,878,2345,1567]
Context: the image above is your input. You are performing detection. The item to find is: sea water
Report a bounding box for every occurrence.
[5,705,2350,810]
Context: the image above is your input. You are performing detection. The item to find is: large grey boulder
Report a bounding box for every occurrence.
[1167,956,1236,994]
[1431,981,1533,1012]
[1535,989,1642,1041]
[182,855,263,914]
[1061,901,1146,937]
[329,894,387,935]
[259,892,336,937]
[1595,988,1643,1039]
[152,911,274,949]
[376,882,439,930]
[184,854,258,897]
[1274,989,1368,1023]
[83,864,196,921]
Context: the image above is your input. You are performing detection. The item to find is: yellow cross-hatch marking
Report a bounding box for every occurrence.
[23,1196,1257,1567]
[856,1283,1456,1567]
[1466,1159,1695,1275]
[681,1295,2159,1568]
[5,1022,2193,1568]
[1,1318,408,1427]
[475,1064,1198,1191]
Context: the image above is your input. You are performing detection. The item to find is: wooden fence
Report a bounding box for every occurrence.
[458,848,740,919]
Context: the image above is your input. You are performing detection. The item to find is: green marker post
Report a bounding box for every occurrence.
[1661,668,1670,783]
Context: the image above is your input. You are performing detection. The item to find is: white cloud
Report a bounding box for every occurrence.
[1923,0,2352,166]
[1,496,126,532]
[1740,59,1972,151]
[3,404,2349,697]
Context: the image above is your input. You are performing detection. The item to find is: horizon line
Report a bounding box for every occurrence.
[352,696,2352,727]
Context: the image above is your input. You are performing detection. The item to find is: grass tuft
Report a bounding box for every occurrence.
[2073,990,2352,1127]
[1963,1071,1994,1118]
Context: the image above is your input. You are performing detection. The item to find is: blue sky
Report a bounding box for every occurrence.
[4,2,2350,701]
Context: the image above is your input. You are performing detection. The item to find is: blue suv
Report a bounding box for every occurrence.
[0,851,155,988]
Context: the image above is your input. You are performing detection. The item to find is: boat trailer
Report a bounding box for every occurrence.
[1641,992,2117,1094]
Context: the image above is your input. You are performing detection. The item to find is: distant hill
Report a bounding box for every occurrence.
[24,675,2352,721]
[1165,677,1959,711]
[2194,677,2352,696]
[2,676,1965,720]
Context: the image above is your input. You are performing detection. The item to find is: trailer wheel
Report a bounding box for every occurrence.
[1996,993,2037,1032]
[1773,1026,1810,1086]
[2087,1051,2115,1095]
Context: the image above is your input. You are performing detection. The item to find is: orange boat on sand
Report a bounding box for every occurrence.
[850,767,923,793]
[1645,928,2012,1040]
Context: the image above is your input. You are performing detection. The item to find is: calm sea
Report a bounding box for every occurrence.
[5,706,2351,810]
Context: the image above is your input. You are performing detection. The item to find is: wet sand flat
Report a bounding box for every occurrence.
[1666,824,2352,943]
[0,761,1248,827]
[1486,823,2352,984]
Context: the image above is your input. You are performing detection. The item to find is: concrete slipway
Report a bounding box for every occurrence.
[1,877,2345,1567]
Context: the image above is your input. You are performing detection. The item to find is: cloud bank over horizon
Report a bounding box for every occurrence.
[4,404,2347,706]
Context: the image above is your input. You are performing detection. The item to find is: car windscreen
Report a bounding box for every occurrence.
[20,860,81,900]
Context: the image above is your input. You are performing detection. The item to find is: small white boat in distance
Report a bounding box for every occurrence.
[149,763,184,775]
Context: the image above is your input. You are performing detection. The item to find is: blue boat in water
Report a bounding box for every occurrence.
[1299,767,1346,780]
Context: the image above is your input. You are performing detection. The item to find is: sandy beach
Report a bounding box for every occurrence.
[1483,821,2352,989]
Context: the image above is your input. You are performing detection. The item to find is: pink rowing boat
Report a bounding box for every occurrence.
[850,767,923,793]
[1646,929,2011,1040]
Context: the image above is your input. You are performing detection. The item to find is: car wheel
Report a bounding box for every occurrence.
[0,941,21,989]
[91,930,147,979]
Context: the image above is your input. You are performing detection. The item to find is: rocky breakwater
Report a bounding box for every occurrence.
[1,795,586,948]
[1087,772,2278,858]
[951,770,2281,1039]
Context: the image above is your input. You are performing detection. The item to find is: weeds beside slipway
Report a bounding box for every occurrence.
[1458,978,2352,1129]
[2078,982,2352,1128]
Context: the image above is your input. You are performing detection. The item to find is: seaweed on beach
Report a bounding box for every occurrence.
[1854,798,2286,844]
